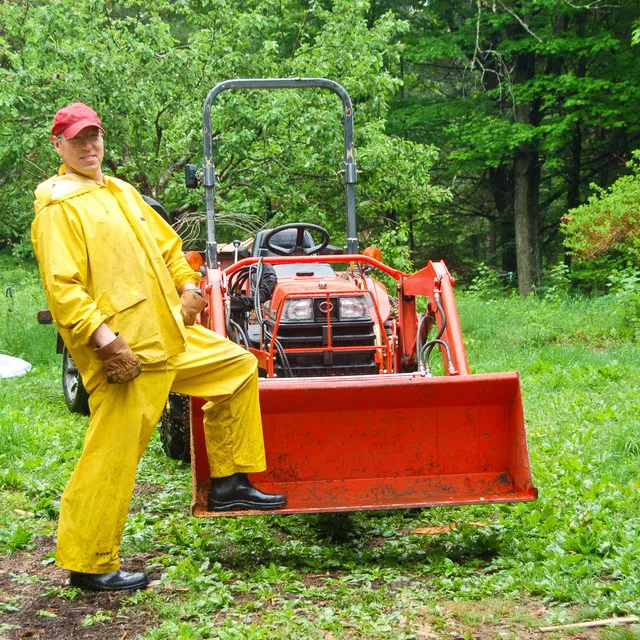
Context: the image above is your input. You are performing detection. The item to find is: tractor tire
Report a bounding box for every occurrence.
[61,345,90,415]
[158,392,191,462]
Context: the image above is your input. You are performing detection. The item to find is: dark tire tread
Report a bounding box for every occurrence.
[158,393,191,462]
[62,345,90,416]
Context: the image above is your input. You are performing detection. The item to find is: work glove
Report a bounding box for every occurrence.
[230,264,278,313]
[95,333,142,384]
[230,294,254,313]
[181,289,207,326]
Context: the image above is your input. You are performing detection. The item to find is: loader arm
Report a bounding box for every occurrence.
[402,260,470,376]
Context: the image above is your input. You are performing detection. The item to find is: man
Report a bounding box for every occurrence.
[31,103,286,592]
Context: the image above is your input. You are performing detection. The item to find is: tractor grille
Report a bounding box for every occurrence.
[265,318,378,377]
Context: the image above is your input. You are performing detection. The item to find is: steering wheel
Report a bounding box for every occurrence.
[262,223,331,256]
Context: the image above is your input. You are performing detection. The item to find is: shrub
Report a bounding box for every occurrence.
[541,263,572,303]
[466,263,511,300]
[562,152,640,263]
[607,266,640,342]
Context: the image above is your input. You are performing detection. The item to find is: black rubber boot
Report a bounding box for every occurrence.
[70,569,149,591]
[208,473,287,511]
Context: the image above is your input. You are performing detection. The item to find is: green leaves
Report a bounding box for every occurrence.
[563,155,640,263]
[386,0,640,281]
[0,524,33,554]
[0,0,447,260]
[447,117,537,169]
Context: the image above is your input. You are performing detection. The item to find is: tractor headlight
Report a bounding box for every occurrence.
[282,298,314,322]
[338,296,370,321]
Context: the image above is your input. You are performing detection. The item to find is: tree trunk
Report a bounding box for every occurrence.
[513,141,541,294]
[488,165,516,272]
[513,52,542,296]
[567,118,582,211]
[487,217,497,264]
[566,56,585,211]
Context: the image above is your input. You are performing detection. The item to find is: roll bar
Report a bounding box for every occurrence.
[201,78,358,268]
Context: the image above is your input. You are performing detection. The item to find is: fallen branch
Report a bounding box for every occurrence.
[540,616,639,632]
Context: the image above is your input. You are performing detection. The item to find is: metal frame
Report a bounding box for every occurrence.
[202,78,358,268]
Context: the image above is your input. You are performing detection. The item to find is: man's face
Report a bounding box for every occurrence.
[53,126,104,181]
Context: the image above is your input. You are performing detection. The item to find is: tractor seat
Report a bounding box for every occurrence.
[252,228,315,257]
[142,195,170,224]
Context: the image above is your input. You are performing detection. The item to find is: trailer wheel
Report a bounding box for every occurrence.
[158,393,191,462]
[61,345,90,415]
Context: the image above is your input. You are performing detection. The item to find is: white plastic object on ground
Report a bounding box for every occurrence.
[0,354,32,378]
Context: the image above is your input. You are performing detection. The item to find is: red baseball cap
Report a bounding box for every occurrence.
[50,102,104,140]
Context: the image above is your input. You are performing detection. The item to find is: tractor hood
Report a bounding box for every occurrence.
[269,267,391,323]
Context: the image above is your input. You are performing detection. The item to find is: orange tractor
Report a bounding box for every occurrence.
[173,78,537,516]
[42,78,536,516]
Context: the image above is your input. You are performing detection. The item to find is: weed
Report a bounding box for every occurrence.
[0,598,21,614]
[43,585,82,600]
[10,571,44,585]
[0,468,23,490]
[600,629,640,640]
[542,262,572,302]
[607,266,640,341]
[81,609,113,626]
[0,524,33,553]
[465,263,512,300]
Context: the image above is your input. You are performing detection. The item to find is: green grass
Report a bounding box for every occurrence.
[2,253,640,638]
[0,253,58,366]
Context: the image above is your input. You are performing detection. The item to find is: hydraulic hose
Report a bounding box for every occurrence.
[416,312,429,374]
[224,301,251,349]
[416,290,455,376]
[434,291,446,340]
[227,267,250,296]
[251,259,293,377]
[229,318,250,349]
[422,339,457,376]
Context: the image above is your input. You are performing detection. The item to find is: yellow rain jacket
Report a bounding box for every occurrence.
[32,167,200,390]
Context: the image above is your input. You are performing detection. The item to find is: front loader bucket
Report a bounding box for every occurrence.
[191,372,537,516]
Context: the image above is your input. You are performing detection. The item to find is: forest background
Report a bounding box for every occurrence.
[1,0,640,298]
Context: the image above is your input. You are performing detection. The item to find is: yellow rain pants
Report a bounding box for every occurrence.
[55,324,266,574]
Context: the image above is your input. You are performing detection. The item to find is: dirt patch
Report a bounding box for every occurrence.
[428,598,613,640]
[550,331,610,351]
[0,537,156,640]
[131,483,163,499]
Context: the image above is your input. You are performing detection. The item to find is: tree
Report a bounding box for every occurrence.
[386,0,640,293]
[0,0,448,270]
